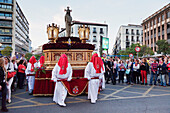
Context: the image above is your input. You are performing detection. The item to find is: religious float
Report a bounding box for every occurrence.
[33,7,95,96]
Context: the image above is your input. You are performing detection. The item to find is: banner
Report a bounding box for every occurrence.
[62,78,88,96]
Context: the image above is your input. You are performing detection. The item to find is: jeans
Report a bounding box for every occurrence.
[160,74,166,86]
[168,72,170,85]
[141,70,147,84]
[150,71,157,85]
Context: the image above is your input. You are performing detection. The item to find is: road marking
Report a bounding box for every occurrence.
[7,97,35,107]
[100,85,131,100]
[12,95,42,105]
[143,85,154,96]
[13,92,27,96]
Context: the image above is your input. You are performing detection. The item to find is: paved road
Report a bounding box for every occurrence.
[4,84,170,113]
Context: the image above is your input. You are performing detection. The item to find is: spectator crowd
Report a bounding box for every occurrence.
[103,56,170,87]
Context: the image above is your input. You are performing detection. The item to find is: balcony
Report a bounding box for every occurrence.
[136,32,140,35]
[93,31,97,34]
[126,39,129,42]
[86,40,90,42]
[158,32,160,36]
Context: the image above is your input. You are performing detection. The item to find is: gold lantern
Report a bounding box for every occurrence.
[47,23,59,43]
[78,25,90,43]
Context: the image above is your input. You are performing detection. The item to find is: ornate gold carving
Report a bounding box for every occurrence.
[54,53,61,61]
[65,53,72,61]
[76,53,83,61]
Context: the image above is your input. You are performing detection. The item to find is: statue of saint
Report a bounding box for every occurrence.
[65,7,72,37]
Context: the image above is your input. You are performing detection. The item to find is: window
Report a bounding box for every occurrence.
[153,19,156,25]
[126,29,129,34]
[136,30,139,35]
[158,16,161,23]
[150,21,153,26]
[137,36,139,42]
[0,0,12,4]
[93,36,97,42]
[100,28,103,34]
[0,21,12,27]
[131,29,134,35]
[0,36,12,42]
[162,14,164,21]
[167,11,170,19]
[131,36,134,41]
[93,27,96,33]
[0,28,12,34]
[126,36,129,41]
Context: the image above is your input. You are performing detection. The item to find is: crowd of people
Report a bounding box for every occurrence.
[103,56,170,87]
[0,54,44,112]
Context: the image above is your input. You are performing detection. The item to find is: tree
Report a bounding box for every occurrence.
[1,46,13,57]
[156,40,170,54]
[117,43,154,58]
[34,54,41,60]
[25,53,33,61]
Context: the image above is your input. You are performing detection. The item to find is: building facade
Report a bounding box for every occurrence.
[142,3,170,52]
[113,24,143,54]
[59,21,108,56]
[0,0,31,57]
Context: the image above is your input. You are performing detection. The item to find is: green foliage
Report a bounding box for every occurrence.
[117,43,154,58]
[1,46,13,57]
[25,53,33,61]
[156,40,170,55]
[34,54,41,60]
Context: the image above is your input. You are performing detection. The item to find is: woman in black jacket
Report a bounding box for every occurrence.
[0,58,8,112]
[140,58,149,85]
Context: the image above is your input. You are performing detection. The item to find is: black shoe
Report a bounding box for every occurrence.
[145,83,148,85]
[149,84,152,86]
[141,83,144,85]
[106,82,109,84]
[1,108,8,112]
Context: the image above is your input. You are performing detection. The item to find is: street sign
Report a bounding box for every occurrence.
[135,46,141,52]
[129,53,133,58]
[102,53,107,58]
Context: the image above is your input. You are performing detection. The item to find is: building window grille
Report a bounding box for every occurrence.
[100,28,104,34]
[93,36,97,42]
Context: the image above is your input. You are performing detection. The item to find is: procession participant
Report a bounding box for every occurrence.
[0,58,8,112]
[98,57,105,90]
[25,56,37,95]
[85,53,104,104]
[4,56,14,104]
[52,54,72,107]
[38,56,45,68]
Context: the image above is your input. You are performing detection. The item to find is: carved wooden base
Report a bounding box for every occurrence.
[43,49,93,70]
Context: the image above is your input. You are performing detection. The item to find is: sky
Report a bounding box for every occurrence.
[17,0,169,53]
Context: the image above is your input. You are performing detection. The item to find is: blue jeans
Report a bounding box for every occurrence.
[168,72,170,85]
[160,74,166,86]
[150,71,157,85]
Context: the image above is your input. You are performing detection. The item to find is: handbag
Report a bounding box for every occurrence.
[7,72,16,79]
[125,69,130,74]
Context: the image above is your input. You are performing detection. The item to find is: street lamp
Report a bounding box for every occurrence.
[0,43,2,47]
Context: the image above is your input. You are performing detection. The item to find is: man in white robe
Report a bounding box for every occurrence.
[52,54,72,107]
[25,56,38,95]
[85,53,105,104]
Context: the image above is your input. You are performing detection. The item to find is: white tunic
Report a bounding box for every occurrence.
[25,62,38,92]
[52,63,72,106]
[84,62,105,103]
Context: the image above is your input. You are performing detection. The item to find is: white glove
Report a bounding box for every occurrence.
[67,79,71,82]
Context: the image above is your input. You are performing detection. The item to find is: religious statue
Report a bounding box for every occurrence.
[65,7,72,37]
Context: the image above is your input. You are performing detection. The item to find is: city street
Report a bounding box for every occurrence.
[6,84,170,113]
